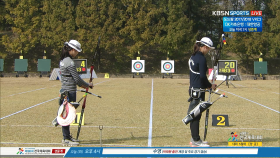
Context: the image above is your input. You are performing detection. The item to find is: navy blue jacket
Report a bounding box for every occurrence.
[189,51,212,89]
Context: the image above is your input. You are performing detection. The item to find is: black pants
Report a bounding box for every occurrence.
[187,90,205,141]
[61,90,76,140]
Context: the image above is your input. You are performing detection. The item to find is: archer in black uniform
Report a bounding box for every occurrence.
[188,37,216,147]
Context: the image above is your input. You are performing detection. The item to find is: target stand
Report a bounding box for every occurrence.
[162,73,173,79]
[217,75,236,88]
[15,59,28,77]
[38,59,51,77]
[0,59,4,77]
[254,61,267,80]
[131,60,145,78]
[133,72,143,78]
[161,60,174,79]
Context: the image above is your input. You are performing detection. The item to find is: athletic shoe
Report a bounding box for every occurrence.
[189,138,208,145]
[52,118,59,127]
[190,138,210,147]
[69,135,79,142]
[62,139,79,146]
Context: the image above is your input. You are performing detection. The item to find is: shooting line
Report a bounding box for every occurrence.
[0,80,112,121]
[0,142,138,147]
[1,124,279,131]
[220,89,280,114]
[148,79,154,147]
[0,97,59,120]
[0,85,59,98]
[231,83,280,95]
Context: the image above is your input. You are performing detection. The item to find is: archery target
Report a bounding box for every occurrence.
[131,60,145,73]
[161,60,174,73]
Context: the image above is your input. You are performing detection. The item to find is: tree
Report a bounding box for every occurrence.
[2,0,42,54]
[40,0,76,52]
[267,0,280,58]
[0,0,6,31]
[76,0,107,71]
[155,0,195,54]
[185,0,222,45]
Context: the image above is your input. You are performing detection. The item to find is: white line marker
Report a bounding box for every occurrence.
[1,125,279,131]
[221,90,280,114]
[234,83,279,94]
[0,142,137,146]
[0,80,112,120]
[0,97,59,120]
[233,83,245,87]
[94,79,114,85]
[210,127,280,131]
[1,85,59,98]
[148,79,154,147]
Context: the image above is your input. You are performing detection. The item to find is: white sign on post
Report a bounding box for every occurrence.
[161,60,174,73]
[131,60,145,73]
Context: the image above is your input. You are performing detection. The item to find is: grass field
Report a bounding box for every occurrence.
[0,77,279,147]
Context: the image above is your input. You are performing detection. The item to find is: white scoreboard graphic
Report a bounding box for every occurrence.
[161,60,174,73]
[131,60,145,73]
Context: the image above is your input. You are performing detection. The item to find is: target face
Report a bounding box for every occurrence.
[134,62,143,71]
[161,60,174,73]
[131,60,145,73]
[163,62,173,71]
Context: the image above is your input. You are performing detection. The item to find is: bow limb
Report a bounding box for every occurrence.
[211,66,217,85]
[210,49,221,86]
[77,36,100,140]
[88,36,100,84]
[89,65,94,83]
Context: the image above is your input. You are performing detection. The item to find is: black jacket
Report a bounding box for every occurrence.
[189,51,212,89]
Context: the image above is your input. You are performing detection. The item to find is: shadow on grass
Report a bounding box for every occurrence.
[209,141,228,146]
[261,137,280,143]
[211,125,236,127]
[177,83,188,86]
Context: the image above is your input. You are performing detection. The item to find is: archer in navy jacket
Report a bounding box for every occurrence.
[186,37,216,147]
[189,51,212,89]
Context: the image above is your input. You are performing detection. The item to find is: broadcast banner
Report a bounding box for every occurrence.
[223,17,262,32]
[1,147,280,157]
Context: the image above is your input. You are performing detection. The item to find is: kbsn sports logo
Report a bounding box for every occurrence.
[17,148,24,154]
[212,10,262,16]
[228,132,238,141]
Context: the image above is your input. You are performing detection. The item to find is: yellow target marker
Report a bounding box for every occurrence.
[104,73,110,78]
[70,113,85,126]
[43,50,47,59]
